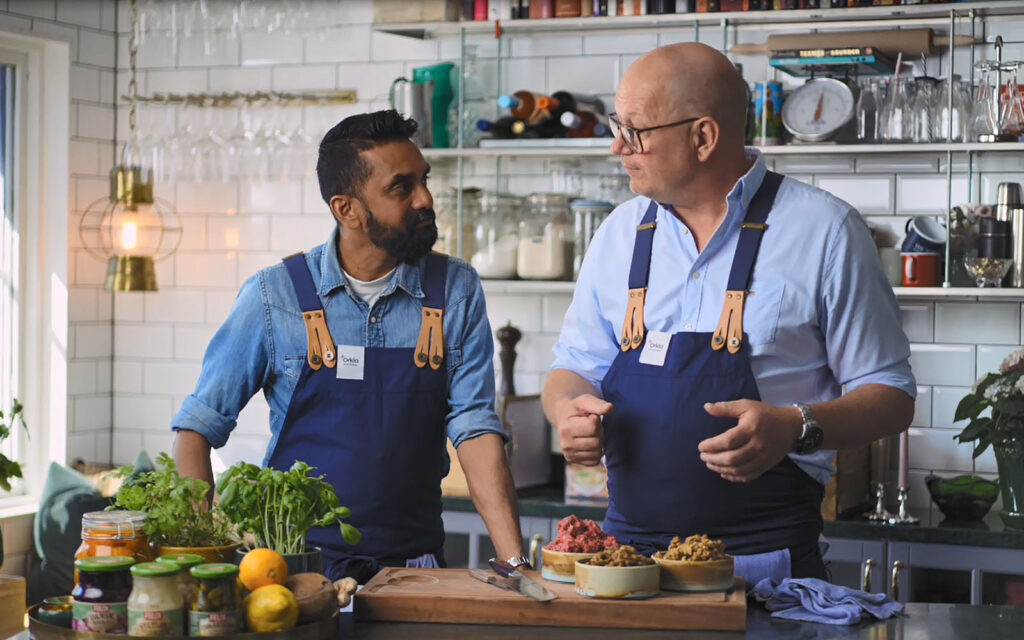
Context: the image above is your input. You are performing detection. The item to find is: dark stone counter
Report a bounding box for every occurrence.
[444,485,1024,550]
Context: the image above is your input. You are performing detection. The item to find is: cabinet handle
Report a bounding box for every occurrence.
[891,560,904,602]
[862,558,876,592]
[529,534,544,568]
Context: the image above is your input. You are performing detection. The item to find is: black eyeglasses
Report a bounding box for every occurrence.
[608,113,703,154]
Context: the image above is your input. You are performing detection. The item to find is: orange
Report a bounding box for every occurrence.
[239,548,288,592]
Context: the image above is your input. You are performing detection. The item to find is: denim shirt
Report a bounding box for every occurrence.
[171,228,506,465]
[553,150,915,485]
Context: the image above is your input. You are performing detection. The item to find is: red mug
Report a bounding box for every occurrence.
[901,252,941,287]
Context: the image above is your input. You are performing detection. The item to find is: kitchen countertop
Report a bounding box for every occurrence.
[444,485,1024,550]
[10,603,1022,640]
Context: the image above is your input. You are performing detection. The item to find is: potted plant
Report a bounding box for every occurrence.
[955,345,1024,529]
[110,452,240,561]
[216,460,360,575]
[0,399,27,562]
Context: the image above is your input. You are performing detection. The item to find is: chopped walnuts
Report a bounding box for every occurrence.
[656,534,729,562]
[579,545,654,567]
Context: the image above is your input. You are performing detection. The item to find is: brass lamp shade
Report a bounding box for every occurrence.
[105,255,158,292]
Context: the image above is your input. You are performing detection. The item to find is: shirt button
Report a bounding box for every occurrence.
[370,317,377,324]
[684,323,693,330]
[681,228,689,235]
[692,272,700,281]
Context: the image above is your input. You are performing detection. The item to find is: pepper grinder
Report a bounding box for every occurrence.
[495,322,522,418]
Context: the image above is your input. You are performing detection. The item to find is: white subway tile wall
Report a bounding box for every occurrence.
[3,2,1022,512]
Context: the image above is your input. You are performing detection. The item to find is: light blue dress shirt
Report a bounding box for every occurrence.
[552,150,916,485]
[171,228,506,465]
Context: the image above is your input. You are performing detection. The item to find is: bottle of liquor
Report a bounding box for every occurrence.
[560,111,612,137]
[477,117,527,139]
[518,115,567,138]
[498,90,553,123]
[537,91,607,118]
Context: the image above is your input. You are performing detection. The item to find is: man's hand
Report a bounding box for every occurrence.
[553,394,614,466]
[698,400,802,482]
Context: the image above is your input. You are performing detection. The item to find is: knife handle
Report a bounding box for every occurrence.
[489,558,517,578]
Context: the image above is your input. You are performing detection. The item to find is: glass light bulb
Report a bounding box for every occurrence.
[121,219,138,251]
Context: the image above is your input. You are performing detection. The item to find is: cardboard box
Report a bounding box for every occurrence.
[821,446,871,521]
[373,0,460,23]
[0,575,26,638]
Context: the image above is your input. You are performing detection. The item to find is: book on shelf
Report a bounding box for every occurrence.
[769,45,896,76]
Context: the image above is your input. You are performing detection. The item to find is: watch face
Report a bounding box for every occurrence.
[797,425,824,455]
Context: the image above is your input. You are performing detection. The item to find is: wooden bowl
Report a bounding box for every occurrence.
[652,553,734,592]
[573,560,659,599]
[540,548,598,583]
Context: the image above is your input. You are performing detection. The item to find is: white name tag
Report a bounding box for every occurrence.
[638,331,671,367]
[335,345,366,380]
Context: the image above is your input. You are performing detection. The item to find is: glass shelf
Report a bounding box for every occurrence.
[422,142,1024,160]
[375,1,1016,39]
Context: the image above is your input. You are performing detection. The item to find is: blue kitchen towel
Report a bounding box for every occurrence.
[751,577,905,625]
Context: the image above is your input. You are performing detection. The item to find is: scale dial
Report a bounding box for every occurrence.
[781,77,856,143]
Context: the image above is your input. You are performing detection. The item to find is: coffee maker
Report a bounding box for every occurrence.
[388,62,455,148]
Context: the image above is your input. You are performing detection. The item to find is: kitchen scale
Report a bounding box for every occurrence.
[781,76,859,143]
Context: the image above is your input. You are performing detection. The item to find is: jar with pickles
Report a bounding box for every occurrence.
[188,563,242,636]
[128,561,184,636]
[156,552,204,609]
[72,555,135,633]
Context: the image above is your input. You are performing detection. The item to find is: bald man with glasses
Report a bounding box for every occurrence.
[542,43,915,585]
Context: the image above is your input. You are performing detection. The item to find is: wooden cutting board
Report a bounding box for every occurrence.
[354,568,746,631]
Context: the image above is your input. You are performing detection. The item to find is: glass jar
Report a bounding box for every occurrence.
[471,191,521,279]
[75,510,151,575]
[551,159,584,197]
[128,561,184,637]
[570,200,614,280]
[188,563,241,636]
[517,193,573,280]
[156,553,204,613]
[72,555,135,633]
[434,187,480,261]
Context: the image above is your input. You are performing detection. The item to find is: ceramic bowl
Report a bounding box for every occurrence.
[652,553,735,592]
[541,548,598,583]
[925,474,999,522]
[573,560,659,599]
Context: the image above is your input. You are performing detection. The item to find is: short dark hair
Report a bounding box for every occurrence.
[316,110,419,204]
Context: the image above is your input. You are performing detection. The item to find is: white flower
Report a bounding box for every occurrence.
[1016,376,1024,396]
[999,347,1024,374]
[984,380,1015,402]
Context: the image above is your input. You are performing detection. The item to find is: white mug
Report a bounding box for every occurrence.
[878,247,902,287]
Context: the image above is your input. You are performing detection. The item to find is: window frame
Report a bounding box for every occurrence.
[0,31,70,514]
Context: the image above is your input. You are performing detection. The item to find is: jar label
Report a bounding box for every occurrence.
[72,601,128,633]
[189,610,240,636]
[129,608,183,636]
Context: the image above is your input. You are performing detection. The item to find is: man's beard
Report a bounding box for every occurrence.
[361,199,438,265]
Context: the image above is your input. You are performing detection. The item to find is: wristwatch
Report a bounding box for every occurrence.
[507,555,532,570]
[792,403,824,455]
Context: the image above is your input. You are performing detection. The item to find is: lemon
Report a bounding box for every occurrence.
[244,584,299,632]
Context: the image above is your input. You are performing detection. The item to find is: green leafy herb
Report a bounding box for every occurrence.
[216,460,360,555]
[0,399,27,492]
[109,452,236,547]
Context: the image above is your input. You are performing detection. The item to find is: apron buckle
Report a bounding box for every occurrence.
[303,310,338,370]
[712,290,747,355]
[415,306,445,370]
[621,287,647,352]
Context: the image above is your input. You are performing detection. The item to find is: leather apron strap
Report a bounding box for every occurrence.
[415,252,449,370]
[283,253,337,370]
[621,202,659,352]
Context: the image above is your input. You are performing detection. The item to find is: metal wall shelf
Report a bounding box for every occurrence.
[481,279,1024,300]
[423,141,1024,160]
[375,1,1017,39]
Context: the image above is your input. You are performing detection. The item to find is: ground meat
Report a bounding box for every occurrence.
[544,515,618,553]
[580,545,654,567]
[656,534,729,561]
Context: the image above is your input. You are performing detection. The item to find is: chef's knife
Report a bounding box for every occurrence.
[487,558,558,603]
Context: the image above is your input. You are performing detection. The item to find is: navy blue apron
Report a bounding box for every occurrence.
[601,172,824,580]
[269,252,450,583]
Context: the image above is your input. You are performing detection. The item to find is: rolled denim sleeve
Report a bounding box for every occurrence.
[821,209,917,399]
[444,265,507,448]
[171,275,272,448]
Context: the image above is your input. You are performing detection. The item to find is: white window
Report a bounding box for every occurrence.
[0,32,69,512]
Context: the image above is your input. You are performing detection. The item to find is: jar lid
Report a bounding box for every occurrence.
[82,510,147,525]
[190,563,239,580]
[75,556,136,573]
[131,561,180,578]
[156,553,205,570]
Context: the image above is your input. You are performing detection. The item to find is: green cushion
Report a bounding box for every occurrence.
[28,462,111,603]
